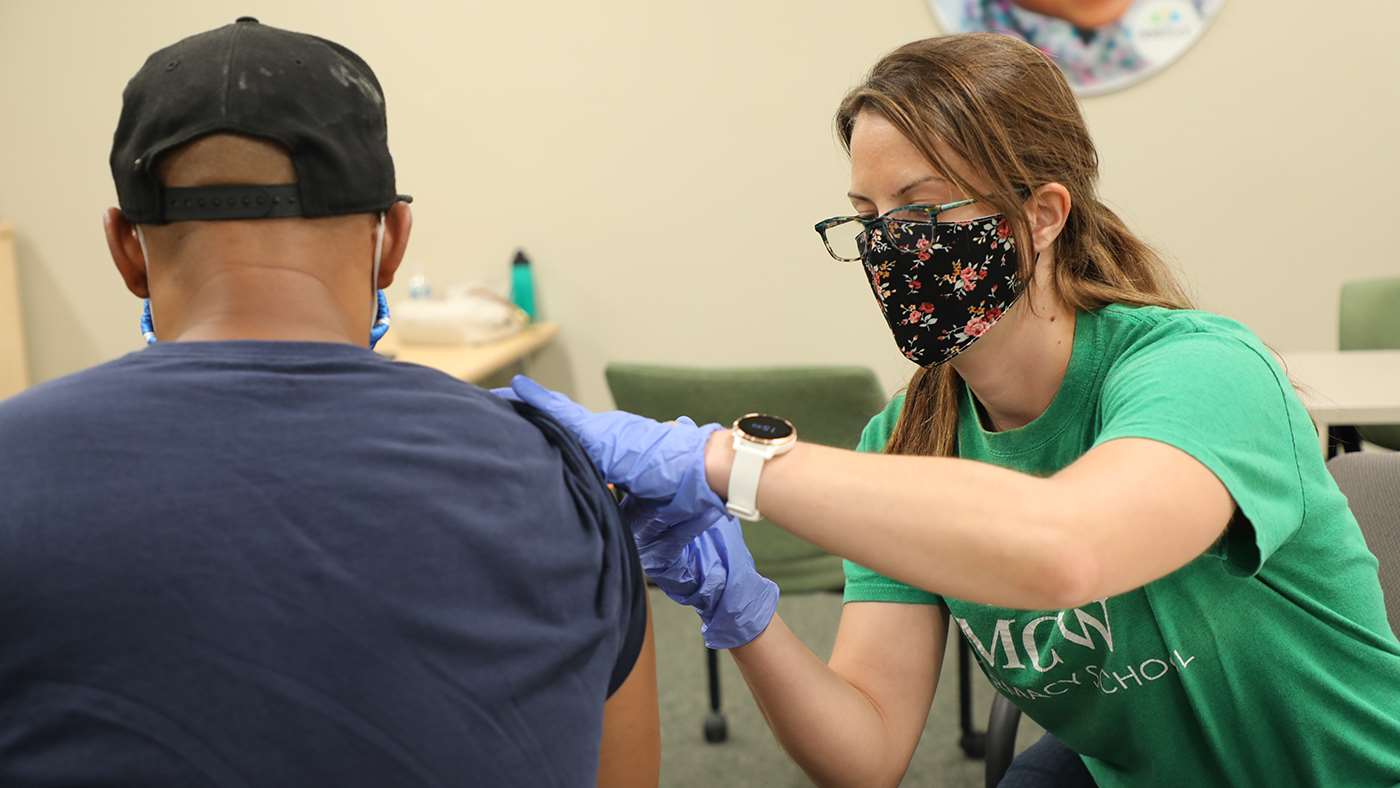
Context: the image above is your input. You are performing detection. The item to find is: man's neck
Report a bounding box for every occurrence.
[153,266,370,346]
[174,316,360,345]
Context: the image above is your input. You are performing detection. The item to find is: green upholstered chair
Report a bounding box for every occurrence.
[605,364,887,591]
[604,363,888,741]
[1340,277,1400,450]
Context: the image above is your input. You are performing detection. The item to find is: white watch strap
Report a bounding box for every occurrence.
[726,442,768,522]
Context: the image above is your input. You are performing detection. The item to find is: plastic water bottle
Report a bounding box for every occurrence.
[510,249,537,322]
[407,271,431,300]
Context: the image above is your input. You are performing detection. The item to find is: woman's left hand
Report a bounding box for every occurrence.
[496,376,727,527]
[626,499,779,649]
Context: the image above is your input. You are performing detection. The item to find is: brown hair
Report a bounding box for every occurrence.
[835,33,1191,458]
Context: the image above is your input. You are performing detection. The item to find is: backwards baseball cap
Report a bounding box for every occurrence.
[110,17,411,224]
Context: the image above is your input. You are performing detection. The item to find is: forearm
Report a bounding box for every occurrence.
[708,436,1089,609]
[730,615,908,788]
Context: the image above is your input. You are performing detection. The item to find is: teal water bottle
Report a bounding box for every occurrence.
[510,249,537,322]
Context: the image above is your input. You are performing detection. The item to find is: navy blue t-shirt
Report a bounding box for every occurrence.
[0,341,647,787]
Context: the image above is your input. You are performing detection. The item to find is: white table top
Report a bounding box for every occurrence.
[1279,350,1400,425]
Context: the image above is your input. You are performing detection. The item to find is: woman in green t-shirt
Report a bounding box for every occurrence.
[503,33,1400,787]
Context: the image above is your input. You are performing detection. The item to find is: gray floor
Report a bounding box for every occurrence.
[651,588,1045,788]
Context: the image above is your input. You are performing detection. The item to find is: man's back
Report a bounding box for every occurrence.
[0,341,645,787]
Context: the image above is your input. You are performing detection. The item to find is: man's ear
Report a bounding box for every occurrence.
[375,201,413,289]
[103,207,150,298]
[1025,183,1071,255]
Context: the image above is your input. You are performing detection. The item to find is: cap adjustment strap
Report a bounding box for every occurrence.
[160,184,303,222]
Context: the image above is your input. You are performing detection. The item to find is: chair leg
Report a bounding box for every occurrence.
[984,695,1023,788]
[703,647,728,744]
[1329,425,1363,458]
[957,629,987,758]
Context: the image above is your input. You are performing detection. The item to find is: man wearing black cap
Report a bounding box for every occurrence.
[0,18,658,787]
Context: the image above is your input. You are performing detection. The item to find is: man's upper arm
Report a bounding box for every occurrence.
[604,486,649,699]
[598,594,659,788]
[504,398,657,784]
[504,398,649,691]
[596,469,655,786]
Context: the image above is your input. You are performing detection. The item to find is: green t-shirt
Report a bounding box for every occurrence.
[845,304,1400,787]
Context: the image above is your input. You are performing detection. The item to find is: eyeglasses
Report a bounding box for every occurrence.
[813,198,978,262]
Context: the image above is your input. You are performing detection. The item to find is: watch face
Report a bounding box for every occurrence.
[738,414,794,442]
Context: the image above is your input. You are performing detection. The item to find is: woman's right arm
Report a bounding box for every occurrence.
[731,601,947,788]
[492,378,946,782]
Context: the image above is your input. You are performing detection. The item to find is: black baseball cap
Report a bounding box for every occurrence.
[110,17,411,224]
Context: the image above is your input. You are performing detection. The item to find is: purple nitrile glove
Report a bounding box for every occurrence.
[627,499,779,650]
[497,376,728,529]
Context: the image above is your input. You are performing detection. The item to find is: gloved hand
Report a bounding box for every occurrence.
[628,499,779,650]
[492,376,777,648]
[496,375,727,528]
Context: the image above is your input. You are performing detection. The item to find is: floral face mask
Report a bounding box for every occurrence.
[860,213,1024,366]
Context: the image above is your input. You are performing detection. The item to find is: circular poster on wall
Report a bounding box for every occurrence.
[929,0,1225,96]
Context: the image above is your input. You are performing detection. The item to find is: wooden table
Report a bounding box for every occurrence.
[1280,350,1400,454]
[375,322,559,384]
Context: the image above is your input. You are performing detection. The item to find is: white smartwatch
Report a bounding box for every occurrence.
[725,413,798,522]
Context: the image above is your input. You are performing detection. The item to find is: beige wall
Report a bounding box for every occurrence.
[0,224,28,398]
[2,0,1396,410]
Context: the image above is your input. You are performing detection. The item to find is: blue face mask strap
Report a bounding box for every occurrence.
[139,297,158,346]
[133,226,159,346]
[368,212,391,349]
[136,214,394,348]
[369,289,391,348]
